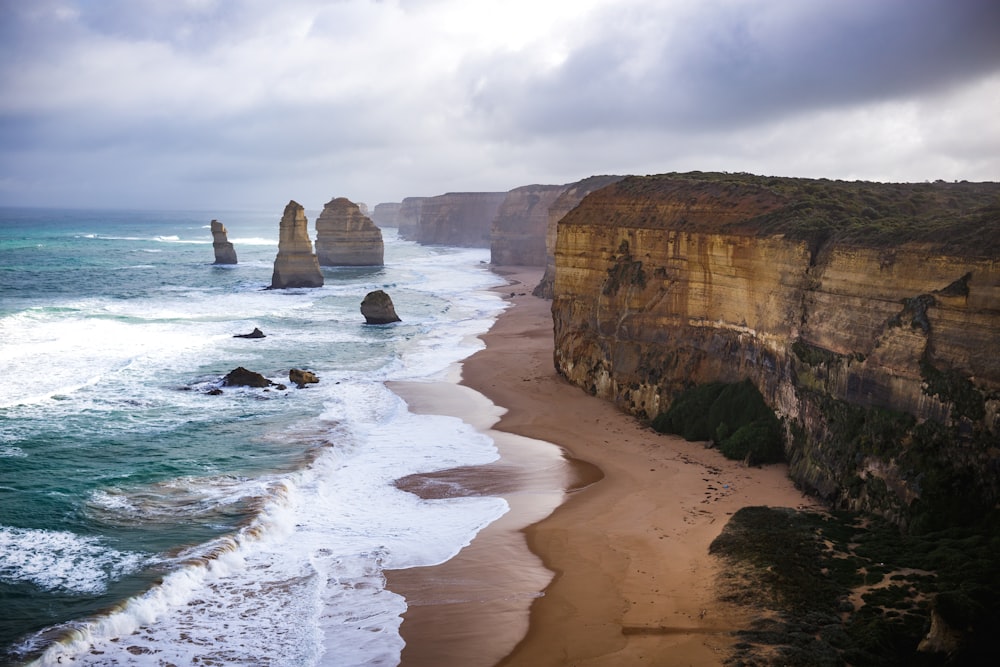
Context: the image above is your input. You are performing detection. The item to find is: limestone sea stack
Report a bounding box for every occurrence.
[361,290,401,324]
[270,200,324,289]
[210,219,238,264]
[314,197,385,266]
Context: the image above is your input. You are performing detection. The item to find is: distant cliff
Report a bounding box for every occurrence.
[372,202,401,228]
[552,173,1000,529]
[396,192,506,247]
[490,184,568,265]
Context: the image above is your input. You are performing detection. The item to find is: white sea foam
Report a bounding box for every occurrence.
[0,526,150,595]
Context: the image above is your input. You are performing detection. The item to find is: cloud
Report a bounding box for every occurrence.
[0,0,998,210]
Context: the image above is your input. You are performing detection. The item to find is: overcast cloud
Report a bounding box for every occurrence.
[1,0,998,211]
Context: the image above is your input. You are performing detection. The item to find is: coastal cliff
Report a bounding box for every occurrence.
[534,175,624,297]
[210,219,237,264]
[372,202,401,228]
[314,197,384,266]
[552,173,1000,528]
[405,192,506,247]
[490,184,568,265]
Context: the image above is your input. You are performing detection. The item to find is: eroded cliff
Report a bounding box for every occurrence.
[314,197,384,266]
[552,173,1000,528]
[411,192,506,247]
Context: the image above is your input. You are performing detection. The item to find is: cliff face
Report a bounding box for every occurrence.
[270,200,324,289]
[414,192,506,247]
[210,219,237,264]
[534,175,624,297]
[314,197,384,266]
[552,173,1000,528]
[490,184,568,265]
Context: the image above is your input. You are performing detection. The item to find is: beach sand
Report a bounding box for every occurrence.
[386,267,818,666]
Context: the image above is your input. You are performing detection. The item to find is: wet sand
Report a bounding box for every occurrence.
[386,267,817,666]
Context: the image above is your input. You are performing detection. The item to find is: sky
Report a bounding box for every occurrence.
[1,0,999,212]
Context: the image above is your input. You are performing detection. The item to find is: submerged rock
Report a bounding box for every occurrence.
[211,219,238,265]
[270,201,324,289]
[361,290,401,324]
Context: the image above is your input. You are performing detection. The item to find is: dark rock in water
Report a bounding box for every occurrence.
[234,327,266,339]
[207,388,223,395]
[270,200,324,289]
[222,366,273,388]
[289,368,319,388]
[211,219,238,265]
[361,290,401,324]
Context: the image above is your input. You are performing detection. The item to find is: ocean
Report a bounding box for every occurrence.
[0,207,512,666]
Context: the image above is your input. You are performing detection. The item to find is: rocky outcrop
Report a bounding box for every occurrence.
[372,202,402,228]
[233,327,265,339]
[534,175,625,298]
[412,192,506,247]
[314,197,384,266]
[210,219,238,264]
[552,173,1000,529]
[270,200,324,289]
[490,184,568,266]
[361,290,401,324]
[289,368,319,388]
[222,367,277,388]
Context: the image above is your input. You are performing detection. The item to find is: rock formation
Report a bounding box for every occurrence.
[233,327,266,339]
[314,197,384,266]
[210,219,238,264]
[269,200,324,289]
[551,172,1000,529]
[222,367,275,388]
[372,202,402,228]
[361,290,401,324]
[533,175,625,298]
[289,368,319,388]
[410,192,506,247]
[490,184,568,266]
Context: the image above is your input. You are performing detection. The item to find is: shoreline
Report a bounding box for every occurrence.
[386,267,817,666]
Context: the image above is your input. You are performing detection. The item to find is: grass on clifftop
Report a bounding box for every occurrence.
[607,172,1000,257]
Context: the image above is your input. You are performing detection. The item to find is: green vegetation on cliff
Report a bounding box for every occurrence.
[608,172,1000,256]
[711,506,1000,666]
[650,379,784,464]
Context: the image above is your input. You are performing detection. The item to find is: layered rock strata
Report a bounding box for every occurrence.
[552,173,1000,527]
[490,184,568,265]
[314,197,384,266]
[534,175,624,297]
[269,200,324,289]
[210,219,238,264]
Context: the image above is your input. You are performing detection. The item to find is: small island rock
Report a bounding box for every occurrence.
[289,369,319,388]
[222,366,274,388]
[361,290,401,324]
[234,327,266,339]
[210,220,238,265]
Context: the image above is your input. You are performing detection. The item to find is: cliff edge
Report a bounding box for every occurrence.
[552,172,1000,529]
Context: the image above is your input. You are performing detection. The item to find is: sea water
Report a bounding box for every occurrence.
[0,207,510,666]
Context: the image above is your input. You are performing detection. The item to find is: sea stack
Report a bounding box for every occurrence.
[314,197,385,266]
[210,219,238,264]
[361,290,401,324]
[269,200,324,289]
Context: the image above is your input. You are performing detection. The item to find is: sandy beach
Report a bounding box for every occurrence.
[386,267,817,666]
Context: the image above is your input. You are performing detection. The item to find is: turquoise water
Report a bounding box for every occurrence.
[0,208,509,665]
